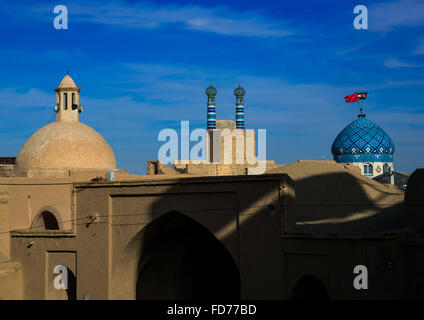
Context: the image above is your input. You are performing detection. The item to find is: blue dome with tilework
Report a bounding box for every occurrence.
[331,117,395,163]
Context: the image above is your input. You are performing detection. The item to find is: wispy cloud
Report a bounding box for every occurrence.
[13,1,294,38]
[370,0,424,31]
[0,88,52,108]
[2,60,423,171]
[413,38,424,55]
[384,58,424,68]
[386,79,424,86]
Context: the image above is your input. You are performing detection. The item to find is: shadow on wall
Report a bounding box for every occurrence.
[66,268,77,300]
[134,212,241,300]
[110,175,282,300]
[280,171,405,234]
[405,169,424,233]
[112,169,409,300]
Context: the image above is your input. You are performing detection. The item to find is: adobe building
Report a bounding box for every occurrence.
[0,75,424,300]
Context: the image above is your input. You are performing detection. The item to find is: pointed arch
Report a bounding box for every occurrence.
[136,211,241,300]
[31,206,62,230]
[112,210,241,300]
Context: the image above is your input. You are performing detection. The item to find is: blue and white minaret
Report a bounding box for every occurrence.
[234,84,246,129]
[206,84,217,130]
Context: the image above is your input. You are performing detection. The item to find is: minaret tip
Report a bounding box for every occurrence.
[234,84,245,130]
[206,84,217,130]
[55,74,81,122]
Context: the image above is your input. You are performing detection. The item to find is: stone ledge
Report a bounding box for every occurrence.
[10,230,76,237]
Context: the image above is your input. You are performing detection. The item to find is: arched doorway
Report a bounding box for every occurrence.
[290,274,330,300]
[135,211,241,300]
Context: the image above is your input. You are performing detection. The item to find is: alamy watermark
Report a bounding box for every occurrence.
[157,121,267,175]
[353,5,368,30]
[53,265,68,290]
[353,265,368,290]
[53,5,68,30]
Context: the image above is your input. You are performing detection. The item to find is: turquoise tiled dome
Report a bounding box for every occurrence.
[331,117,395,163]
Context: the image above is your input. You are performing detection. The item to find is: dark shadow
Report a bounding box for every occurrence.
[42,211,60,230]
[268,166,405,234]
[405,169,424,232]
[136,211,241,300]
[100,168,423,299]
[31,211,60,230]
[66,268,77,300]
[290,274,330,300]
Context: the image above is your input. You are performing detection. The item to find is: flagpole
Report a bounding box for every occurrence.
[357,99,365,118]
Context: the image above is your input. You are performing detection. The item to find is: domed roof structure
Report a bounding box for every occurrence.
[331,117,395,163]
[58,74,77,88]
[15,75,116,170]
[15,122,116,170]
[234,84,245,97]
[205,85,217,97]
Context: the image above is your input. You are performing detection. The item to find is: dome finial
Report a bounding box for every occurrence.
[206,84,217,130]
[206,83,217,97]
[356,92,367,118]
[234,83,245,98]
[358,107,366,118]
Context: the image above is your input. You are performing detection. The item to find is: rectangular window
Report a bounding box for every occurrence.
[364,164,373,176]
[64,93,68,110]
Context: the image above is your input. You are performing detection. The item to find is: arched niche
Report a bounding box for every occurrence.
[31,206,63,231]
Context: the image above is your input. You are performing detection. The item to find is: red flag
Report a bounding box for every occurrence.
[345,92,359,103]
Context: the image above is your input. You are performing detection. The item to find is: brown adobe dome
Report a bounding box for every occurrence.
[15,121,116,170]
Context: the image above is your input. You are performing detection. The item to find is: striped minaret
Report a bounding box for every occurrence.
[206,84,217,130]
[234,84,246,129]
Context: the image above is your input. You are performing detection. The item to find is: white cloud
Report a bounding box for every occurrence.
[0,88,52,108]
[386,79,424,86]
[23,1,293,38]
[384,58,424,68]
[2,61,423,171]
[370,0,424,31]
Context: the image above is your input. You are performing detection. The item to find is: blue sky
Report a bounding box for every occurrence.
[0,0,423,173]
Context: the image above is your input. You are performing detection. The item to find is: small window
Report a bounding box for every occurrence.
[64,93,68,110]
[364,163,373,176]
[383,163,389,174]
